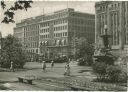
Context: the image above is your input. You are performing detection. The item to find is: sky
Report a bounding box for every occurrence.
[0,1,96,37]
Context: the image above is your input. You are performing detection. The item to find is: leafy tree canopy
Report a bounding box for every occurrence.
[76,37,94,58]
[1,0,33,24]
[0,35,27,68]
[76,37,94,66]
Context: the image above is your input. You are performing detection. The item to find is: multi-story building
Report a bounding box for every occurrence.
[14,8,95,60]
[14,26,24,46]
[95,1,128,56]
[14,18,40,60]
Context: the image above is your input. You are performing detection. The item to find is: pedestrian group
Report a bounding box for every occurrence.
[41,59,71,76]
[9,59,71,76]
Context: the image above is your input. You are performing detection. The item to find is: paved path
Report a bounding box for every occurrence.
[0,62,95,90]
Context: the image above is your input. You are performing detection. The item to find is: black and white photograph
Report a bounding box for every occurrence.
[0,0,127,91]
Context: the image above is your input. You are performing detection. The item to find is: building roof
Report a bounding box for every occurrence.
[95,1,112,7]
[16,8,94,24]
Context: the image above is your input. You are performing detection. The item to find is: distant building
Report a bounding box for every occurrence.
[95,1,128,56]
[14,8,95,60]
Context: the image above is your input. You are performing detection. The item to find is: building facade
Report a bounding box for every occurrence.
[14,8,95,60]
[14,17,41,60]
[95,1,128,56]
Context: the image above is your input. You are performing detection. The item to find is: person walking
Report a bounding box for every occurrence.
[64,62,70,76]
[10,61,15,72]
[51,60,54,68]
[42,61,46,72]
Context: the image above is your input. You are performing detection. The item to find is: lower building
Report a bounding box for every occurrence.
[14,8,95,60]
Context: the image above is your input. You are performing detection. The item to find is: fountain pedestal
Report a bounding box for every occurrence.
[94,25,112,63]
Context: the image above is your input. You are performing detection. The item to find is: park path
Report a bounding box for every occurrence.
[0,62,96,90]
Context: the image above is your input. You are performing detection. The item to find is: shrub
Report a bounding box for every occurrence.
[118,71,127,83]
[43,56,68,63]
[53,56,68,63]
[77,55,93,66]
[106,65,121,82]
[92,62,107,80]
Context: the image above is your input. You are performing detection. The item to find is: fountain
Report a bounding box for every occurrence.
[93,25,115,65]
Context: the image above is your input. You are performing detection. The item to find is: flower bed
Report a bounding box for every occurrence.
[38,77,126,91]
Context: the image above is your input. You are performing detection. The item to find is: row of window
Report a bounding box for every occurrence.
[55,32,68,37]
[25,31,39,37]
[24,36,38,42]
[99,3,120,12]
[40,28,49,33]
[70,12,95,19]
[14,33,23,38]
[54,25,68,31]
[26,49,38,53]
[70,18,94,25]
[24,25,40,31]
[40,32,68,39]
[25,42,38,48]
[14,28,23,33]
[40,19,68,27]
[42,12,68,21]
[40,26,68,33]
[110,3,120,9]
[53,19,68,25]
[40,34,49,39]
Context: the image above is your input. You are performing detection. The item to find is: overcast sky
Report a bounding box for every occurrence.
[0,1,96,37]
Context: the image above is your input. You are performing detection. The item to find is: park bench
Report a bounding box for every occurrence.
[17,75,35,85]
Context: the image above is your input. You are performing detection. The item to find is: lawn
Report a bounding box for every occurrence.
[0,62,127,91]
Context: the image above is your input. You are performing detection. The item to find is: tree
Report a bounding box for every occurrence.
[1,0,33,23]
[0,35,28,68]
[76,37,94,66]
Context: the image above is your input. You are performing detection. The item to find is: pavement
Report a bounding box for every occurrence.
[0,61,96,90]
